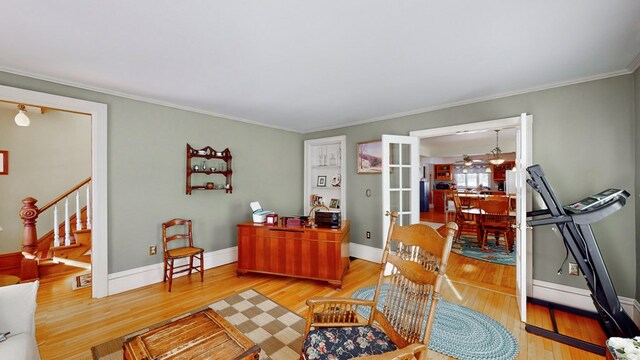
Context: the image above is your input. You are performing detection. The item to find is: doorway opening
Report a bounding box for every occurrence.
[0,84,108,298]
[409,114,532,322]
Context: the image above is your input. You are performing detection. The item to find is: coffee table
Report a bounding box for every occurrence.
[123,309,260,359]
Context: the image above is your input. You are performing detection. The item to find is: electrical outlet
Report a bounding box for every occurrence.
[568,262,579,276]
[366,231,371,239]
[149,245,157,256]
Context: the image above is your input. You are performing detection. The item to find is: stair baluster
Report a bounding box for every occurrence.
[64,198,71,246]
[76,191,82,231]
[86,186,92,229]
[53,205,60,247]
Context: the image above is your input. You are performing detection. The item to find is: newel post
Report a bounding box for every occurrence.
[20,197,39,258]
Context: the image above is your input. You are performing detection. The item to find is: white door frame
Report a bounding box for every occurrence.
[0,84,108,298]
[410,114,532,321]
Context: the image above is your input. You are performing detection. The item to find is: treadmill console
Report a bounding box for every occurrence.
[563,188,626,214]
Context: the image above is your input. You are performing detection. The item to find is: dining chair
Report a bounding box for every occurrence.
[478,200,511,253]
[162,218,204,292]
[299,212,458,360]
[453,194,478,243]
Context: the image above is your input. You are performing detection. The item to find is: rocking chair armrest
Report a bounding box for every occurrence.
[306,297,375,308]
[354,343,428,360]
[304,297,376,333]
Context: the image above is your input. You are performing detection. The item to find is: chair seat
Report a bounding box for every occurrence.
[166,246,203,258]
[302,325,398,360]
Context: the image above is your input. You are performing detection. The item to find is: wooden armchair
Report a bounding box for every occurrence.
[478,200,511,253]
[453,194,477,242]
[162,218,204,292]
[300,212,458,360]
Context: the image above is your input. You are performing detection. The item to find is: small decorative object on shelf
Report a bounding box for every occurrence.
[331,174,341,187]
[186,144,233,194]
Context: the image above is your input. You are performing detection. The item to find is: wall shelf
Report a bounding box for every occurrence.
[186,144,233,194]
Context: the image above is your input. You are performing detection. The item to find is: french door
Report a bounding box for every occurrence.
[381,134,420,245]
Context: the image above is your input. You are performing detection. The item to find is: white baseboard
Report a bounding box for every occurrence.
[532,279,640,328]
[107,243,383,296]
[349,243,383,263]
[107,246,238,295]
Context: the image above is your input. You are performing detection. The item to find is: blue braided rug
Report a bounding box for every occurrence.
[452,234,516,266]
[352,285,519,360]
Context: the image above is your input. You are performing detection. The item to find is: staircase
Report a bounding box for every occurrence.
[18,178,92,281]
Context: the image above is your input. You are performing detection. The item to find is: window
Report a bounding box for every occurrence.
[454,168,490,189]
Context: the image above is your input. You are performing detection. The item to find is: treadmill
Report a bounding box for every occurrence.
[525,164,639,354]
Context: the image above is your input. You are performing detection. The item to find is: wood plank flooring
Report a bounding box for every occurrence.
[33,211,606,359]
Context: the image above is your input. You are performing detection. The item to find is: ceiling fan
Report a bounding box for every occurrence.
[455,155,484,166]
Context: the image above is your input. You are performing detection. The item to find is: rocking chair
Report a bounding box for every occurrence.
[300,212,458,359]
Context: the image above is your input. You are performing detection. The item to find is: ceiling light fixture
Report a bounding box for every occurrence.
[15,104,30,126]
[485,166,492,173]
[489,130,504,165]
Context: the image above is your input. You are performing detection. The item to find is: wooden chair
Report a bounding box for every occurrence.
[162,219,204,292]
[300,212,458,360]
[478,200,511,254]
[453,194,478,242]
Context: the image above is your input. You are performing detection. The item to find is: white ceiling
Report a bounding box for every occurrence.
[1,1,639,133]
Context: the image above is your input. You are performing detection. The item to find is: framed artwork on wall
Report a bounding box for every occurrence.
[357,140,382,174]
[0,150,8,175]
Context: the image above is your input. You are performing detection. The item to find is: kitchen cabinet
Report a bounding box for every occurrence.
[433,189,450,212]
[434,164,453,180]
[492,161,515,181]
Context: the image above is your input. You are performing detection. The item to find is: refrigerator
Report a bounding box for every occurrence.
[505,169,517,195]
[420,180,429,212]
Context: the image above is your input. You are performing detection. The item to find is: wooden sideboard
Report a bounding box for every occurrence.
[237,221,350,288]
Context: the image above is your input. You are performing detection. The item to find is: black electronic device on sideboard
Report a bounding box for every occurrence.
[315,210,341,229]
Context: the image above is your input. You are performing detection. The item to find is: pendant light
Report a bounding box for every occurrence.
[15,104,30,126]
[489,130,504,165]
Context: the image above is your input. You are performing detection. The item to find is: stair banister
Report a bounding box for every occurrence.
[19,176,91,256]
[19,197,39,258]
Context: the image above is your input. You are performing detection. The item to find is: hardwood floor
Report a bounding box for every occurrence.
[35,256,606,359]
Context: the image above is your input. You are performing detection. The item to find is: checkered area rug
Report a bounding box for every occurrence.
[91,289,305,360]
[211,289,305,359]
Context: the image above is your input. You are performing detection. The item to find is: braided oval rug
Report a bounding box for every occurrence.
[352,285,519,360]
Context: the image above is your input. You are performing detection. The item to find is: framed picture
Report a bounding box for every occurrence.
[317,175,327,187]
[330,198,340,209]
[357,140,382,174]
[0,150,7,175]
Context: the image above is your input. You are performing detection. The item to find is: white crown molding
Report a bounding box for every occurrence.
[628,51,640,73]
[0,66,300,134]
[1,64,634,135]
[303,69,632,133]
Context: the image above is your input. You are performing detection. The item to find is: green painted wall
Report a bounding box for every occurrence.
[0,71,304,273]
[0,108,91,253]
[306,75,636,297]
[1,70,636,298]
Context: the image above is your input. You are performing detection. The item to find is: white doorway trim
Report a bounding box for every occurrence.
[0,84,108,298]
[410,114,533,320]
